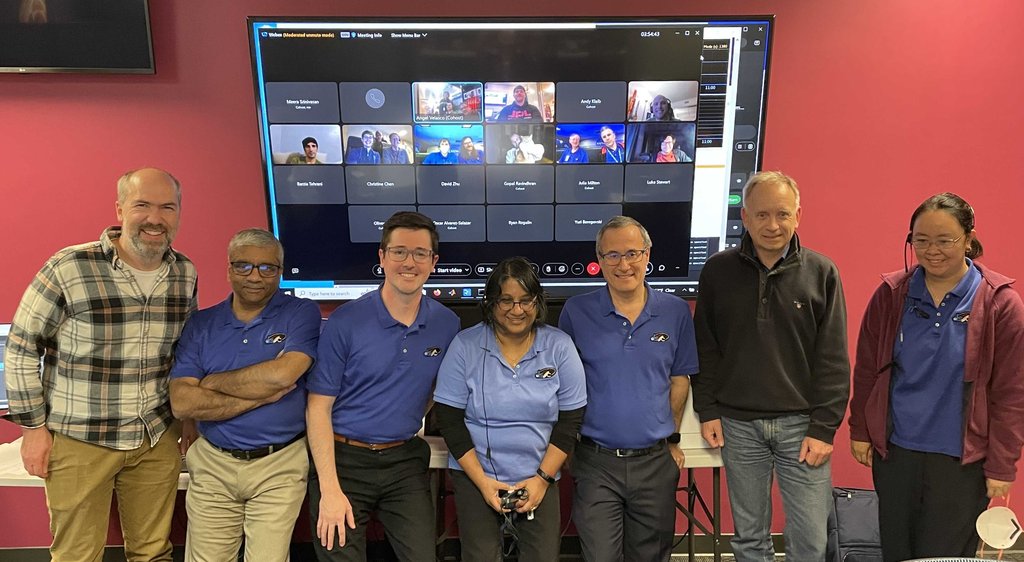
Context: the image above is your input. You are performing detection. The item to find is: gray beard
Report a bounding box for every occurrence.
[127,232,168,261]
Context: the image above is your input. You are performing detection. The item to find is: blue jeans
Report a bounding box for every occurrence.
[721,415,832,562]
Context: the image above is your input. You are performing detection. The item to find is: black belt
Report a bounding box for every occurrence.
[209,432,305,461]
[579,435,664,458]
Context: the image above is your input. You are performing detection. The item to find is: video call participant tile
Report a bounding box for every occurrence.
[348,205,417,243]
[339,82,413,124]
[555,204,623,242]
[485,166,554,204]
[273,166,346,204]
[345,167,416,205]
[413,82,484,123]
[416,166,486,204]
[265,82,341,124]
[554,82,627,123]
[486,205,553,242]
[626,80,700,122]
[270,124,343,165]
[418,205,486,242]
[554,165,623,203]
[623,164,695,203]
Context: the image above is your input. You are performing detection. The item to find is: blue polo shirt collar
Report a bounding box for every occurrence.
[598,283,659,323]
[907,258,976,302]
[220,290,289,328]
[370,288,428,331]
[477,324,546,364]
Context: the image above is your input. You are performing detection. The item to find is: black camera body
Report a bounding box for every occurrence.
[499,487,528,510]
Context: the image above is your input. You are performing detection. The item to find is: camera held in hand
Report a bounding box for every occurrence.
[499,488,528,510]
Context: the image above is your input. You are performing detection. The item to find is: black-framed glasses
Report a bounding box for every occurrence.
[230,261,281,278]
[385,246,434,263]
[909,234,964,250]
[496,297,538,312]
[597,248,648,266]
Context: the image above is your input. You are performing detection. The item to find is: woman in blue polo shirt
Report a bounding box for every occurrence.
[434,257,587,561]
[848,192,1024,561]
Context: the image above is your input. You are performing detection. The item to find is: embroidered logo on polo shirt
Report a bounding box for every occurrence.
[953,312,970,323]
[265,333,287,344]
[424,347,442,357]
[650,332,670,342]
[535,367,556,379]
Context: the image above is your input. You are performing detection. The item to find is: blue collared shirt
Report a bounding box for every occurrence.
[170,291,320,450]
[434,323,587,482]
[307,290,459,442]
[559,284,699,449]
[890,260,981,457]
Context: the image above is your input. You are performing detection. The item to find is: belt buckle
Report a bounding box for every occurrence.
[614,448,628,458]
[369,443,382,451]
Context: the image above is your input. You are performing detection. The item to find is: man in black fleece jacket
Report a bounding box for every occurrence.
[692,171,850,562]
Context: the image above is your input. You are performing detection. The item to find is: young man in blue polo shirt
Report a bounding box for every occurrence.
[169,228,321,561]
[559,216,699,562]
[306,211,460,561]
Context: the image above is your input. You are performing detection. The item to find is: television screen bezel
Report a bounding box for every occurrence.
[246,15,775,303]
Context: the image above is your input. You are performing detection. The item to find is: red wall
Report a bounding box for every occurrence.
[2,0,1023,549]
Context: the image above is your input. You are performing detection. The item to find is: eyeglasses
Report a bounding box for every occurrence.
[597,248,648,266]
[909,235,964,250]
[496,297,538,312]
[385,247,434,263]
[230,262,281,277]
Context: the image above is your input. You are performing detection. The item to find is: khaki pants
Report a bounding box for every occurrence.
[44,424,182,562]
[184,436,308,562]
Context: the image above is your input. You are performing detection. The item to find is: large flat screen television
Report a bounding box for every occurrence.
[0,0,154,74]
[248,17,773,302]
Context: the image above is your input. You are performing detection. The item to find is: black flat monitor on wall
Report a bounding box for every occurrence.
[247,17,773,302]
[0,0,154,74]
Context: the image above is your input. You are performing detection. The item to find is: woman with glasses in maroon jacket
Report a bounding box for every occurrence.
[848,192,1024,561]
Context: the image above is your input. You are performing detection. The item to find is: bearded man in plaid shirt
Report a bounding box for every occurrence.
[3,167,198,562]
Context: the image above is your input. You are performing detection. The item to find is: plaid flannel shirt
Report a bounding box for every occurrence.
[3,227,198,449]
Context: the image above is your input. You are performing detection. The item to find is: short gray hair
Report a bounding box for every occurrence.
[595,216,653,255]
[228,228,284,264]
[742,171,800,208]
[116,168,181,204]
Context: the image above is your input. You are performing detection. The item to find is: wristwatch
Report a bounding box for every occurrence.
[667,432,681,444]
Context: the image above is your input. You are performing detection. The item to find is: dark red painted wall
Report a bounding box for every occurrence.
[2,0,1022,548]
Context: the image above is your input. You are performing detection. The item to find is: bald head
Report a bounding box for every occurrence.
[117,168,181,205]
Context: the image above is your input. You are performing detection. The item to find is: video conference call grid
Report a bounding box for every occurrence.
[265,80,699,164]
[266,80,698,245]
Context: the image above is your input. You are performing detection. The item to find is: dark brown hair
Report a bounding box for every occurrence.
[379,211,439,254]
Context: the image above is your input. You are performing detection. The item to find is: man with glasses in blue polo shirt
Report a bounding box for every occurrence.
[306,211,460,561]
[559,215,698,562]
[169,228,320,561]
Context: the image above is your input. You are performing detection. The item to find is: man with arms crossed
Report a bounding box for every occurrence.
[559,216,698,562]
[692,171,850,561]
[306,211,460,561]
[169,228,320,561]
[3,167,197,561]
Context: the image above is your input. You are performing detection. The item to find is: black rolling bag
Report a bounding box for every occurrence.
[826,487,884,562]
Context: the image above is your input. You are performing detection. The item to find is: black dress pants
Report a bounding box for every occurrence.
[872,443,989,562]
